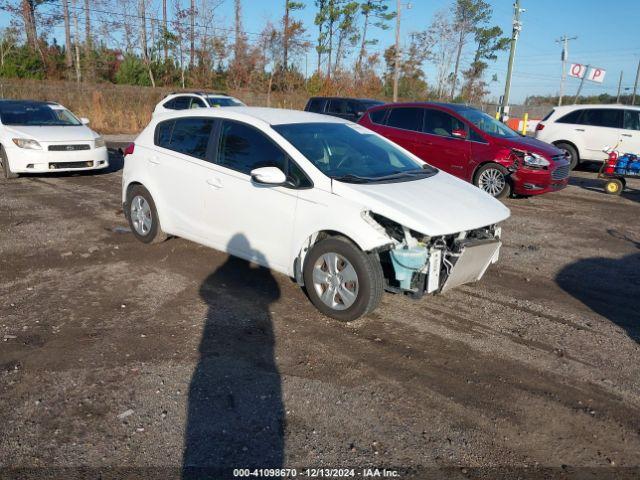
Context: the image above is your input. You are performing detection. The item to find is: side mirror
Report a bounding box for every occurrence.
[452,128,467,139]
[250,166,287,186]
[80,117,90,125]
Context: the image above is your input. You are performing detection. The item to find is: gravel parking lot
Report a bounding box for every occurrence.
[1,148,639,479]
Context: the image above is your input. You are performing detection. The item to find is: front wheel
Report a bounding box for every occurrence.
[1,146,18,179]
[555,142,579,170]
[474,163,511,198]
[303,236,383,321]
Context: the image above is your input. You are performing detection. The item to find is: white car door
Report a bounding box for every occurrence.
[201,120,303,272]
[622,109,640,154]
[580,108,624,161]
[151,116,216,239]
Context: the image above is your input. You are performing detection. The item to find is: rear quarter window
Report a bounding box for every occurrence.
[541,109,555,121]
[556,109,583,124]
[306,98,327,113]
[368,109,387,125]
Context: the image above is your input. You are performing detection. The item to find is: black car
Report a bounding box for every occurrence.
[304,97,384,122]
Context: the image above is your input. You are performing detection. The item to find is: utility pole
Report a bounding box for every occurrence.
[556,34,577,106]
[616,71,623,103]
[393,0,401,102]
[573,64,589,104]
[633,58,640,105]
[500,0,524,121]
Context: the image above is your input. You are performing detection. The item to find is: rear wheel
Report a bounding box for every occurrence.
[474,163,511,198]
[303,236,383,322]
[126,185,167,244]
[555,142,579,170]
[1,146,18,179]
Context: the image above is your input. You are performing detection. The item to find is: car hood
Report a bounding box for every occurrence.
[4,125,97,142]
[331,171,511,236]
[494,134,562,157]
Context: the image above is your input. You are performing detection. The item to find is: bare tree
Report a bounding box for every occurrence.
[162,0,168,60]
[189,0,195,67]
[138,0,155,86]
[71,0,81,82]
[426,10,457,100]
[282,1,305,70]
[61,0,73,70]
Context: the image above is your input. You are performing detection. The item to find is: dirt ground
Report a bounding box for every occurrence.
[1,149,639,479]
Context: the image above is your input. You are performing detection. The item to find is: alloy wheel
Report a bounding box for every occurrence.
[478,168,506,196]
[130,195,153,236]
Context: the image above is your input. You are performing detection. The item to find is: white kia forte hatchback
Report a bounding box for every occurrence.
[0,100,109,178]
[122,107,510,321]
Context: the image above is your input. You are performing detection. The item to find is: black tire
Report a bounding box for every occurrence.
[303,236,384,322]
[604,179,623,196]
[125,184,167,244]
[555,142,579,170]
[474,163,512,199]
[1,146,19,179]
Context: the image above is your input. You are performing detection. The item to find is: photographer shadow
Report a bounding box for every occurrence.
[182,234,284,479]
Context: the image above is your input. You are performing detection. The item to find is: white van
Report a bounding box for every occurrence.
[535,104,640,169]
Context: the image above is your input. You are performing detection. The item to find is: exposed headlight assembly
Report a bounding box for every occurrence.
[94,136,106,148]
[522,152,550,168]
[12,138,42,150]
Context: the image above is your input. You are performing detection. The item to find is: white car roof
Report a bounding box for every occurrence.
[154,107,351,126]
[552,104,640,112]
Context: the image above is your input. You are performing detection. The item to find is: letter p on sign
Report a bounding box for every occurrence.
[587,67,606,83]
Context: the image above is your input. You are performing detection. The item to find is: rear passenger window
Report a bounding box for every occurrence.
[386,108,424,131]
[580,109,623,128]
[154,117,215,160]
[624,110,640,131]
[423,109,465,137]
[556,110,583,124]
[368,109,386,125]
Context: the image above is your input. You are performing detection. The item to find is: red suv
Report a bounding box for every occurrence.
[359,102,570,198]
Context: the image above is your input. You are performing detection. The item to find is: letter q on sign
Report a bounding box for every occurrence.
[569,63,587,79]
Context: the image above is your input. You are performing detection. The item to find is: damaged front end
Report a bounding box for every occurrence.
[363,212,502,298]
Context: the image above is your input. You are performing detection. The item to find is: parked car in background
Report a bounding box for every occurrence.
[304,97,384,122]
[534,104,640,169]
[153,91,245,116]
[122,107,509,321]
[0,100,108,179]
[359,102,569,198]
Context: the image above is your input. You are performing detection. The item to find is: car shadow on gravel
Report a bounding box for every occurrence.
[556,251,640,343]
[182,234,284,479]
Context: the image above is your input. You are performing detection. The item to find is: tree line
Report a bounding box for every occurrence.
[0,0,510,103]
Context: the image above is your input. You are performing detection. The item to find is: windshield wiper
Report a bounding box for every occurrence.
[332,174,372,183]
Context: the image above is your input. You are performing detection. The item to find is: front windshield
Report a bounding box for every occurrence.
[273,122,437,183]
[458,108,520,138]
[0,103,82,126]
[206,96,244,107]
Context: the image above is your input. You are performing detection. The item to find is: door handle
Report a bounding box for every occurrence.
[206,178,223,189]
[148,157,160,165]
[622,133,632,137]
[574,128,585,132]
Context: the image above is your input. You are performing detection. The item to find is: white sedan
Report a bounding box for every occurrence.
[0,100,109,178]
[122,107,510,321]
